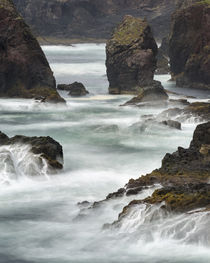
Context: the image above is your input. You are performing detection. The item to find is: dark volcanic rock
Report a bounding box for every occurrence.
[0,0,65,103]
[0,131,63,170]
[58,82,89,97]
[169,2,210,90]
[106,15,160,95]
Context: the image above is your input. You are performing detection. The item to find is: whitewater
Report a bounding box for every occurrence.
[0,43,210,263]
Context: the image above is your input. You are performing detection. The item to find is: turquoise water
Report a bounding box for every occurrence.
[0,44,209,263]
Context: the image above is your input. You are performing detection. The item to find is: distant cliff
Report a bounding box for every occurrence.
[13,0,179,42]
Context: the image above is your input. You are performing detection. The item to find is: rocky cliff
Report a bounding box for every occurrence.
[169,1,210,90]
[106,15,167,96]
[0,0,64,102]
[12,0,179,42]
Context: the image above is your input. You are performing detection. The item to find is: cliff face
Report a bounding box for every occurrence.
[0,0,64,102]
[13,0,178,41]
[106,15,159,95]
[169,2,210,89]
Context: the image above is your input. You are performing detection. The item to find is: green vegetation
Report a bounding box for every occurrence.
[112,16,147,45]
[195,0,210,5]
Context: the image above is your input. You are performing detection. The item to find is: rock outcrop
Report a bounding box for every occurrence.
[123,82,168,105]
[57,82,89,96]
[0,0,65,103]
[169,1,210,90]
[106,15,167,97]
[0,131,63,170]
[106,121,210,220]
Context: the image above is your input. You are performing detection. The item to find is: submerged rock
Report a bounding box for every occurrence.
[106,15,161,95]
[0,131,63,171]
[0,0,65,103]
[57,82,89,97]
[157,102,210,123]
[169,1,210,90]
[161,120,181,130]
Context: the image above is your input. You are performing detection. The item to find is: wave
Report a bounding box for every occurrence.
[0,144,50,185]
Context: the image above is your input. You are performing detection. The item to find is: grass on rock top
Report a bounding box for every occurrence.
[112,16,148,46]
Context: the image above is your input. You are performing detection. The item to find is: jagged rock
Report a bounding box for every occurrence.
[0,131,63,170]
[123,81,168,105]
[106,15,162,95]
[58,82,89,97]
[0,0,65,103]
[169,1,210,90]
[107,122,210,224]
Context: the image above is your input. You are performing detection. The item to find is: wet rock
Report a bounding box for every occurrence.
[157,102,210,123]
[123,81,168,105]
[106,188,126,199]
[0,0,65,103]
[169,2,210,90]
[58,82,89,97]
[106,15,160,95]
[0,131,63,171]
[161,120,181,130]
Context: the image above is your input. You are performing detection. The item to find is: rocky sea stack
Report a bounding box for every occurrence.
[0,0,65,103]
[169,1,210,90]
[106,15,168,104]
[106,15,161,95]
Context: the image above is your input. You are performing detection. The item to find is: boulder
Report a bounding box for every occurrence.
[0,0,65,103]
[169,1,210,90]
[0,131,63,170]
[57,82,89,97]
[123,81,168,105]
[106,15,161,95]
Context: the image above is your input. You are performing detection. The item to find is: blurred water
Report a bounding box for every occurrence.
[0,44,209,263]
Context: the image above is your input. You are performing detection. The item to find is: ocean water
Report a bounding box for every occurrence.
[0,43,209,263]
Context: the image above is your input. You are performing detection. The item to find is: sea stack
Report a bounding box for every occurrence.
[0,0,65,103]
[169,1,210,90]
[106,15,166,98]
